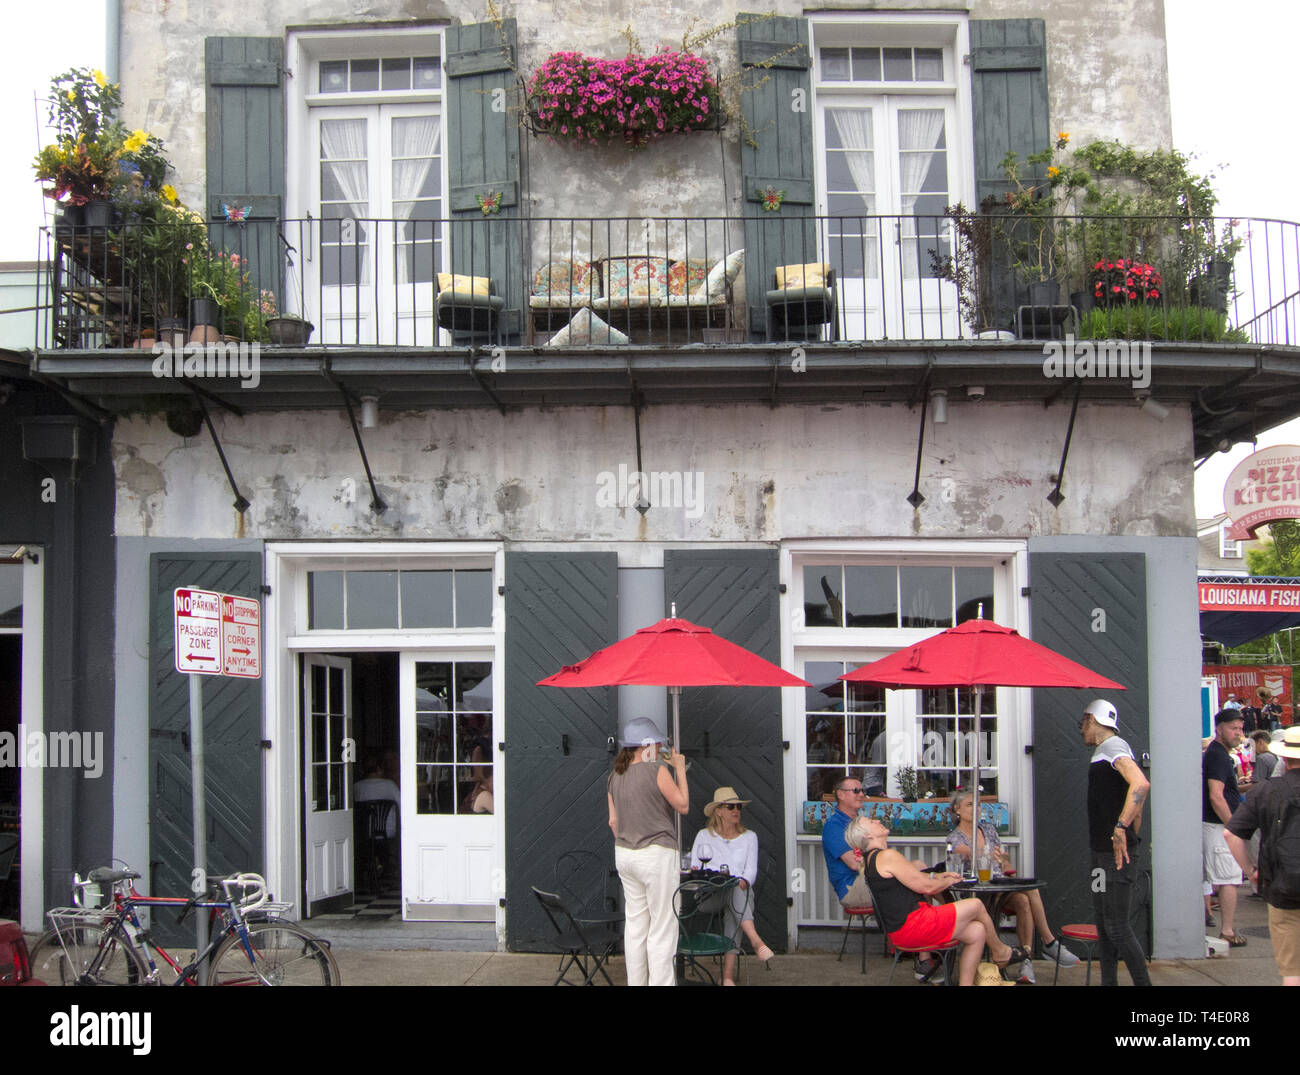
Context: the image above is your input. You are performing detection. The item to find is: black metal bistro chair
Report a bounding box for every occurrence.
[765,262,839,342]
[554,849,624,929]
[435,272,505,345]
[355,800,397,896]
[531,886,619,986]
[674,874,748,986]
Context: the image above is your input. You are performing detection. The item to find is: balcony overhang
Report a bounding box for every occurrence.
[24,339,1300,460]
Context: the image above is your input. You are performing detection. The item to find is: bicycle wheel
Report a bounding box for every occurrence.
[29,925,148,986]
[208,922,340,986]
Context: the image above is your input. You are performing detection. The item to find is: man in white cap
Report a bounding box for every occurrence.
[1204,708,1248,947]
[1080,698,1152,985]
[1226,726,1300,985]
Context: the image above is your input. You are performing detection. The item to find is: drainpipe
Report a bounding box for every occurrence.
[105,0,121,83]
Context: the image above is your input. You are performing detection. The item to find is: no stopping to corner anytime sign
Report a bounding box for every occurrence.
[173,588,262,678]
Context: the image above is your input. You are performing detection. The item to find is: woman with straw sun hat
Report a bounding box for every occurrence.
[689,786,775,984]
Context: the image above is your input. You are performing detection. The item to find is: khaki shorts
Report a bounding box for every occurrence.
[1270,905,1300,978]
[1202,822,1243,885]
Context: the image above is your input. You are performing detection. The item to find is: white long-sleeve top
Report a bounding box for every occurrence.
[689,828,759,886]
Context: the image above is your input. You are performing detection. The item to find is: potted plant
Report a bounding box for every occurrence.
[929,200,1007,336]
[33,68,124,221]
[265,315,314,346]
[526,49,719,148]
[893,764,919,802]
[187,250,273,343]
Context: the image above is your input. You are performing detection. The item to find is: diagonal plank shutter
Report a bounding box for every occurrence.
[971,19,1051,329]
[663,548,787,952]
[445,20,524,339]
[1028,551,1151,953]
[205,38,286,312]
[738,14,817,337]
[504,551,619,951]
[148,551,264,944]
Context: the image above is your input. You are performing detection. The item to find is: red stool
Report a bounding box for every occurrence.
[1052,924,1098,986]
[885,938,960,986]
[837,906,876,973]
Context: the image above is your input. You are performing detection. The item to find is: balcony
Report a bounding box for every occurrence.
[29,212,1300,457]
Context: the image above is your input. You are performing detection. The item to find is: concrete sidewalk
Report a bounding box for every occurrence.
[323,886,1286,986]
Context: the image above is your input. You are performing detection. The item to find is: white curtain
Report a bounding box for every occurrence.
[320,118,370,221]
[896,109,946,278]
[829,109,878,279]
[391,114,441,284]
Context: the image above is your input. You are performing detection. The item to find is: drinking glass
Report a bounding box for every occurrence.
[977,851,992,883]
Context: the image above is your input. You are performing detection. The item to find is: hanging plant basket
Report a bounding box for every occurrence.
[526,50,719,148]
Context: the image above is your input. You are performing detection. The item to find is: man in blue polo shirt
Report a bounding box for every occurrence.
[822,775,866,900]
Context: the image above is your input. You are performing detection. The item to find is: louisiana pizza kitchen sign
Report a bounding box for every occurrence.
[1224,444,1300,539]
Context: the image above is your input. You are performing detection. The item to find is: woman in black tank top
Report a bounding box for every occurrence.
[846,815,1028,986]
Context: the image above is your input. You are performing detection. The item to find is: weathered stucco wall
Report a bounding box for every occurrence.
[112,400,1194,540]
[117,0,1172,216]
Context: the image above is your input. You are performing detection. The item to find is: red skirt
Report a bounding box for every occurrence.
[888,900,957,950]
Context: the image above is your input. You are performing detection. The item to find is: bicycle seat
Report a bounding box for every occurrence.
[88,867,140,883]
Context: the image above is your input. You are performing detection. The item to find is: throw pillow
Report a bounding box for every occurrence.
[544,308,631,347]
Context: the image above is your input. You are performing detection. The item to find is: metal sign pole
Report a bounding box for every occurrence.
[188,672,209,986]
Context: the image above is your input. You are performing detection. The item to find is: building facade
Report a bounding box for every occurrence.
[11,0,1293,961]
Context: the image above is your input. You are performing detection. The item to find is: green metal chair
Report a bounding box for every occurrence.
[674,875,747,986]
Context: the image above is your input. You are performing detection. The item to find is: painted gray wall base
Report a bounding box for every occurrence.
[1028,534,1201,960]
[113,537,264,892]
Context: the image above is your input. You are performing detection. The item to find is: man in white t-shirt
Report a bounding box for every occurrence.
[355,758,400,838]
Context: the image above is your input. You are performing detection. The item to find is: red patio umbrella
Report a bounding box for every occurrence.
[539,606,810,842]
[840,617,1125,867]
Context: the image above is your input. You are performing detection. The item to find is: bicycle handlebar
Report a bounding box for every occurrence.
[220,872,269,911]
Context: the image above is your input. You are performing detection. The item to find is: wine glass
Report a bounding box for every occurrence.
[697,845,713,872]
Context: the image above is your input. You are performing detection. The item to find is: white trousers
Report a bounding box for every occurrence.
[615,844,679,986]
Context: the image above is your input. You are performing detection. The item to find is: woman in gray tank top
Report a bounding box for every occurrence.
[607,717,690,986]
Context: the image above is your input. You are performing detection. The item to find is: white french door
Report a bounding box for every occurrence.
[302,654,353,914]
[311,103,444,345]
[398,652,495,920]
[819,95,960,340]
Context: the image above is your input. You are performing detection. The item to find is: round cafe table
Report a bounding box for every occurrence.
[944,875,1046,939]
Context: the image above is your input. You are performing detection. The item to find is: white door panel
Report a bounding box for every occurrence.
[303,655,353,914]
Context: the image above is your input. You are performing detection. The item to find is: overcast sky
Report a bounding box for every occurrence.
[3,0,1296,517]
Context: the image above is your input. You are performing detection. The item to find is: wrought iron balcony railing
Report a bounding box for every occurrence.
[36,213,1300,351]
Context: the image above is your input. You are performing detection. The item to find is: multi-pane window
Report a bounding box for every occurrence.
[319,57,442,93]
[802,564,994,629]
[308,662,349,812]
[308,568,492,629]
[413,661,492,815]
[803,661,888,803]
[819,46,944,83]
[915,686,998,801]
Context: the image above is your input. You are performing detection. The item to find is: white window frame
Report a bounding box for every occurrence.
[779,539,1031,934]
[1219,525,1243,559]
[265,541,505,940]
[285,26,450,332]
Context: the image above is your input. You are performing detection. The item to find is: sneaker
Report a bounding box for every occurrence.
[914,956,946,984]
[1017,960,1037,985]
[1043,939,1080,968]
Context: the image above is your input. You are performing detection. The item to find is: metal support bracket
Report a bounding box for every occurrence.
[189,385,250,513]
[330,378,388,515]
[1047,380,1082,507]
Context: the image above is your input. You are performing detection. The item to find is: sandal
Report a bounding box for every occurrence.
[1219,932,1247,948]
[995,944,1029,979]
[755,944,775,968]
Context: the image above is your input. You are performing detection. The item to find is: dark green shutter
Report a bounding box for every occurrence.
[663,549,787,953]
[1028,551,1151,953]
[445,20,524,338]
[971,19,1051,327]
[738,14,816,337]
[504,552,619,952]
[148,551,264,943]
[204,37,286,309]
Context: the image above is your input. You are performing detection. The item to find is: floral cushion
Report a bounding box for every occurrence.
[692,250,745,302]
[544,308,631,347]
[775,262,829,290]
[601,257,673,300]
[531,260,597,299]
[668,258,711,296]
[436,272,491,295]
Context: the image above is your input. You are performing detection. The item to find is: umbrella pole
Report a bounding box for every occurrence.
[971,684,982,880]
[670,684,682,849]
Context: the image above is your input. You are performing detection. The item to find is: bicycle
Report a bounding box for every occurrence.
[29,866,341,986]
